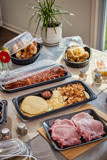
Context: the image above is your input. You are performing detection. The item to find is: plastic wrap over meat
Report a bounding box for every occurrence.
[0,60,61,86]
[0,60,69,92]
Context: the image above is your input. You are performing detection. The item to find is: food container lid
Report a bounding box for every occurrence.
[0,138,31,159]
[3,32,34,55]
[0,60,59,85]
[5,155,37,160]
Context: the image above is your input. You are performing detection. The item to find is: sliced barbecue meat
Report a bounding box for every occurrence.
[4,66,67,90]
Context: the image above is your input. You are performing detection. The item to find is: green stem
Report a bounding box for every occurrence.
[1,61,4,72]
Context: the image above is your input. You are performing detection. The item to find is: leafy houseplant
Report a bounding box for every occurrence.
[28,0,74,46]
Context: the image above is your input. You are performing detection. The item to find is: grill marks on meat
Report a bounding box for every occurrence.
[50,119,81,148]
[4,66,67,90]
[49,112,105,149]
[71,112,105,142]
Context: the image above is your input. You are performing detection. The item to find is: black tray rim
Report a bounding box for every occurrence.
[0,100,8,129]
[63,44,92,66]
[1,64,71,93]
[0,101,5,124]
[12,80,97,121]
[42,108,107,151]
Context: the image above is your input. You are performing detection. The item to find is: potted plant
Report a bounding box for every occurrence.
[28,0,74,46]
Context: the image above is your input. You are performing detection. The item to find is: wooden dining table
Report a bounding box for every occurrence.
[0,37,107,160]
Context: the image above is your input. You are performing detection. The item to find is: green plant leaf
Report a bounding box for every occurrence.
[34,16,41,35]
[28,0,74,35]
[50,17,56,33]
[28,11,38,29]
[61,14,72,26]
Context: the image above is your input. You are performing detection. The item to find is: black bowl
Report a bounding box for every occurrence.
[63,45,91,68]
[11,43,42,65]
[41,90,53,100]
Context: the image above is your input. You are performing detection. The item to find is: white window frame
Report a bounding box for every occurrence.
[90,0,99,49]
[90,0,107,51]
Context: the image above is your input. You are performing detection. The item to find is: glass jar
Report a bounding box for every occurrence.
[93,73,102,85]
[16,123,28,137]
[79,70,87,81]
[1,128,11,141]
[0,62,9,75]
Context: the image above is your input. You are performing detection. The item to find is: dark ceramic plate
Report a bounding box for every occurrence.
[64,45,91,68]
[43,109,107,150]
[1,64,71,93]
[11,43,42,65]
[12,80,96,121]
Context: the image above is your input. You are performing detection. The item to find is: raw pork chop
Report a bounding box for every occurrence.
[50,119,81,148]
[71,112,94,126]
[49,119,74,130]
[76,119,105,141]
[71,112,105,142]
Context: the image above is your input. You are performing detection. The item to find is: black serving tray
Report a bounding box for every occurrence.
[0,100,8,128]
[64,44,91,68]
[11,43,42,65]
[42,109,107,151]
[1,64,71,93]
[12,80,97,121]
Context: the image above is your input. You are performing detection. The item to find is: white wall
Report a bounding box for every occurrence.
[0,3,2,26]
[0,0,92,45]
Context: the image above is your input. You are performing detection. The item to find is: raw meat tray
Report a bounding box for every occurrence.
[1,64,71,93]
[42,109,107,150]
[12,80,97,121]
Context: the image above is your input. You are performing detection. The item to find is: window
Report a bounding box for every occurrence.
[90,0,107,51]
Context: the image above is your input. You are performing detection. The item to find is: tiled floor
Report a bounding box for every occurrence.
[0,27,18,49]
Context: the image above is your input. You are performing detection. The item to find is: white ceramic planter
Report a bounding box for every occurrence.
[41,23,62,46]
